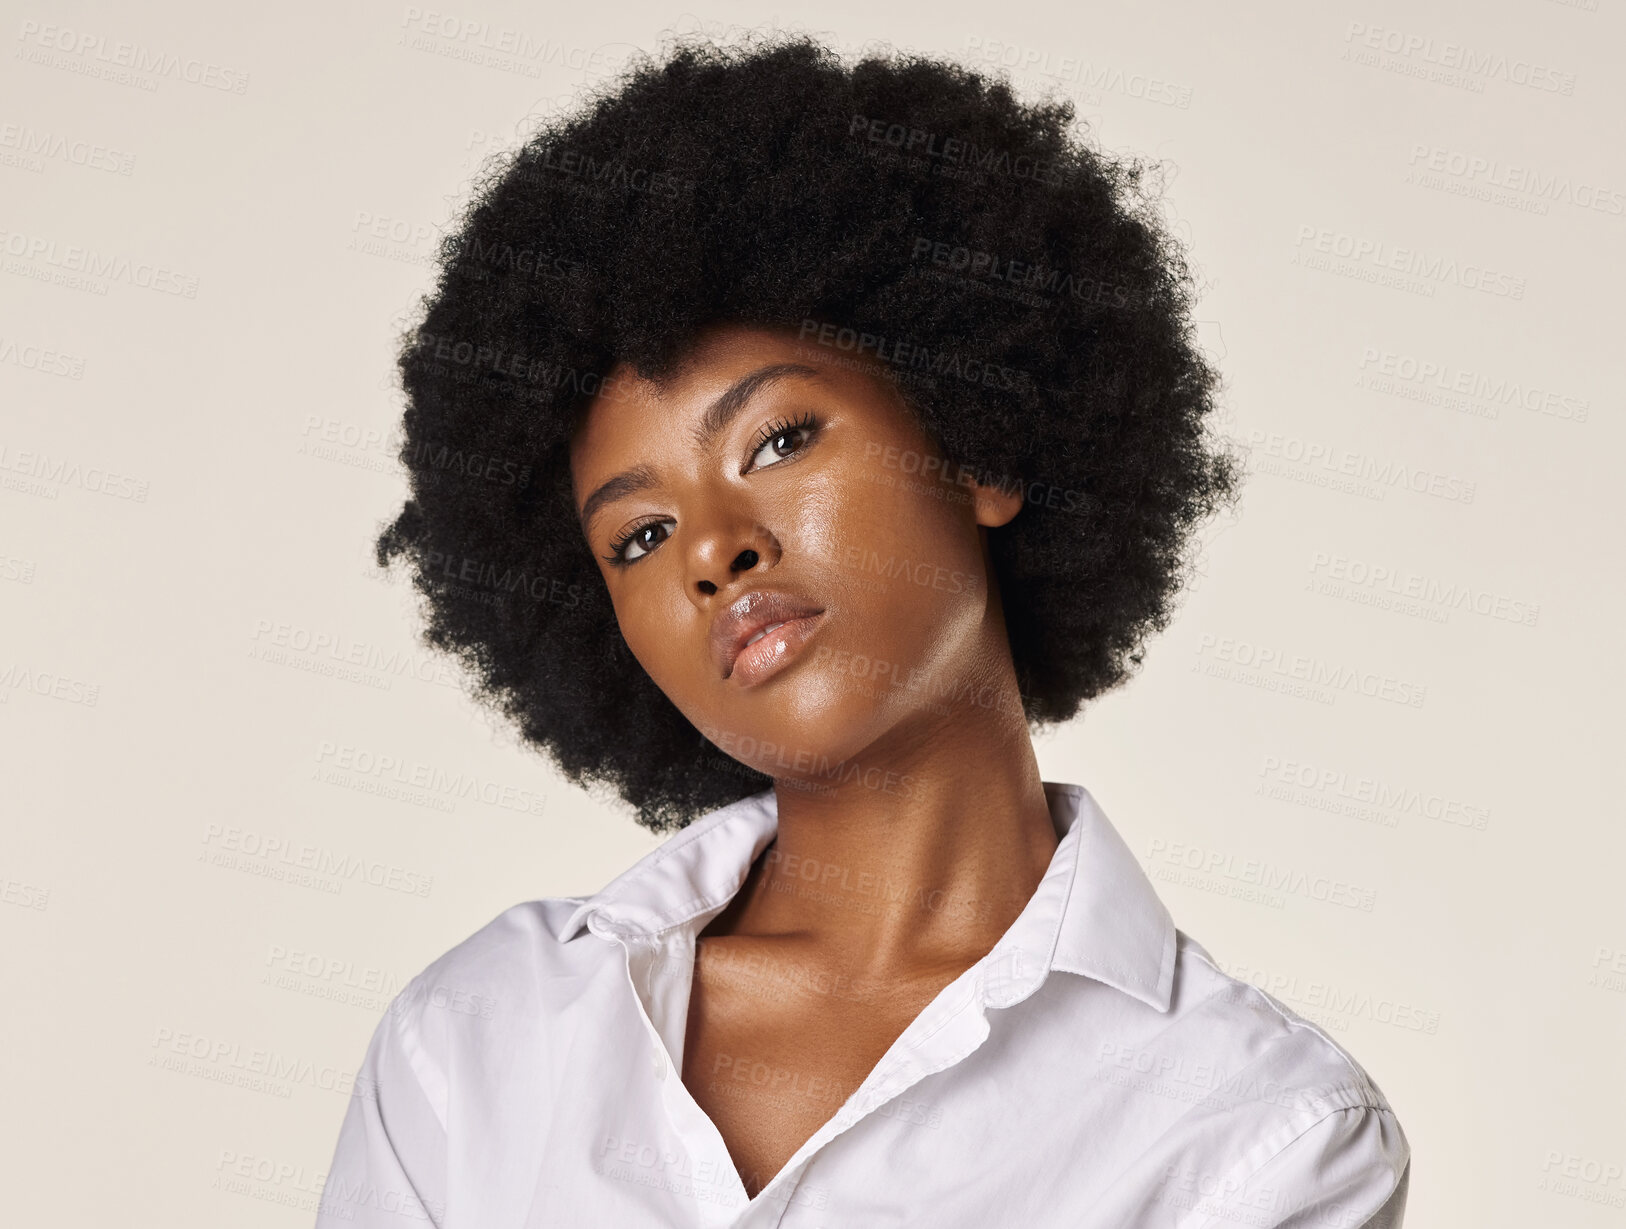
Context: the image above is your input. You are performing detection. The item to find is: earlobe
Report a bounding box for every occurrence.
[970,479,1025,529]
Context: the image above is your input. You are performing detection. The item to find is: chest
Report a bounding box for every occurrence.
[677,954,946,1198]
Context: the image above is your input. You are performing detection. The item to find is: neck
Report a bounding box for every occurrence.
[717,690,1060,982]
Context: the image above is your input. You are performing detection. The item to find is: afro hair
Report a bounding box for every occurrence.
[375,33,1241,833]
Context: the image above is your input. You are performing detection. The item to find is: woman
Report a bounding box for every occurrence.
[318,35,1410,1228]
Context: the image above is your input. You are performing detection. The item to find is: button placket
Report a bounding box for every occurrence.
[595,917,749,1227]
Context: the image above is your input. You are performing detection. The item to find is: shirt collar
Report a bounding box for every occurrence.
[554,780,1175,1014]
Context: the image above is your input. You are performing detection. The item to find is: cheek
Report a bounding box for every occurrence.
[802,455,982,578]
[794,457,989,647]
[612,588,697,693]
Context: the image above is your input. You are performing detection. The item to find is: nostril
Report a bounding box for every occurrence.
[732,548,758,572]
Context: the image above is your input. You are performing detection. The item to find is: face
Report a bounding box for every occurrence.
[569,324,1023,785]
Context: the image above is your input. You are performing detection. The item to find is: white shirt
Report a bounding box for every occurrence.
[315,781,1410,1228]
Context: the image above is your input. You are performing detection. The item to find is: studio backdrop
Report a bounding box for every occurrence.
[2,1,1622,1226]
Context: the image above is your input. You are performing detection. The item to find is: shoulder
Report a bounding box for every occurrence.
[379,897,614,1080]
[1142,930,1411,1222]
[412,897,593,993]
[1078,929,1413,1225]
[1164,929,1396,1118]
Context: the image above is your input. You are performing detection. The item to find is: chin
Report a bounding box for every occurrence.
[702,687,885,779]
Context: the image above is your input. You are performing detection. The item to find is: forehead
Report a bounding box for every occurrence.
[568,324,896,473]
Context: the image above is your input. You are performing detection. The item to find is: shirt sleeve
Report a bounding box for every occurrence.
[1199,1104,1410,1229]
[315,986,449,1228]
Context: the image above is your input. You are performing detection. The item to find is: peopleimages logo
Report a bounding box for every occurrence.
[1223,963,1442,1034]
[961,38,1194,109]
[797,318,1032,391]
[1406,146,1624,217]
[0,226,200,297]
[1258,754,1490,831]
[1341,22,1576,95]
[0,123,136,174]
[1145,839,1378,912]
[910,237,1140,309]
[848,114,1065,186]
[314,740,550,817]
[0,443,150,501]
[1292,225,1525,299]
[1356,347,1588,423]
[0,334,86,379]
[199,823,434,898]
[15,20,252,93]
[1308,550,1539,628]
[1194,633,1427,708]
[1244,429,1476,504]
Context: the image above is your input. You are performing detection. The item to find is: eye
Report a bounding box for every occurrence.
[606,518,675,565]
[747,411,820,471]
[602,412,822,569]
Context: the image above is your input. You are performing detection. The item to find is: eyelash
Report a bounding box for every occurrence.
[602,411,822,567]
[749,410,819,464]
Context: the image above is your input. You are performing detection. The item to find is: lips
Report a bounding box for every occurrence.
[710,589,827,681]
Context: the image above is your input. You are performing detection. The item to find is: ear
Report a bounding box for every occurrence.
[970,476,1024,530]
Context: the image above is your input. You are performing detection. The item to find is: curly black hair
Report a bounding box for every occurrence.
[374,33,1241,833]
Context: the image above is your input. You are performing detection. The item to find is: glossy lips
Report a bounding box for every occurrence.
[710,590,827,685]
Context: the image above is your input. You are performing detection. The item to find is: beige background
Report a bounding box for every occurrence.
[3,0,1623,1224]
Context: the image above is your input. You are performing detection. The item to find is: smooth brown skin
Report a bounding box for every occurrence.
[570,323,1060,1198]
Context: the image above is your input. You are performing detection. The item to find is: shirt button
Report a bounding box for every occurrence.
[651,1047,667,1079]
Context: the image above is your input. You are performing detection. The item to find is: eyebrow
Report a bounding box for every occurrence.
[576,362,822,535]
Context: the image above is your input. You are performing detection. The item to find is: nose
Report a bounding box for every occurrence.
[696,545,761,596]
[689,507,777,596]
